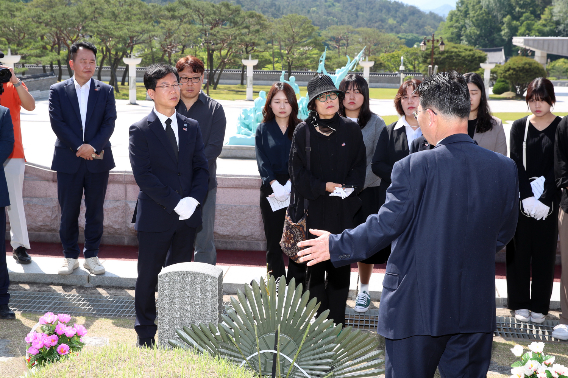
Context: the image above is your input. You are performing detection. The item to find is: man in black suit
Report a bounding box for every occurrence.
[297,71,519,377]
[49,41,116,276]
[129,64,209,347]
[0,106,15,319]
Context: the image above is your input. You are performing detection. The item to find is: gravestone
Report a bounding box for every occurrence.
[157,262,224,347]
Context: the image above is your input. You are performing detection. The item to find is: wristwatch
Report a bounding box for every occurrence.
[13,80,22,88]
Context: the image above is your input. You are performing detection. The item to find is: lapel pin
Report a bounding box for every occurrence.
[341,143,346,146]
[183,124,187,131]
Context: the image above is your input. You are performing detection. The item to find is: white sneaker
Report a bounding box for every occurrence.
[58,258,79,275]
[515,309,530,322]
[354,291,371,313]
[83,257,105,275]
[552,324,568,340]
[531,312,546,324]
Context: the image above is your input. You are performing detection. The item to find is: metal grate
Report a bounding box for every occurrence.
[345,308,379,331]
[8,291,135,318]
[494,316,562,341]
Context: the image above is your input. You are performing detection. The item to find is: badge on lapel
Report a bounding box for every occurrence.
[183,124,187,131]
[94,87,99,91]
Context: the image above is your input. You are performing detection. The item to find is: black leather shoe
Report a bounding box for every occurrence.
[0,304,15,320]
[137,336,155,348]
[12,246,31,264]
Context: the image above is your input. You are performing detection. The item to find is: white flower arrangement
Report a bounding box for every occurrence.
[510,343,567,378]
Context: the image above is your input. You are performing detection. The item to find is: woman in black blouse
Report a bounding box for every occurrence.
[507,77,561,324]
[255,82,300,281]
[289,74,366,325]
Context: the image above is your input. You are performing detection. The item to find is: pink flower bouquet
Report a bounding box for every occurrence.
[25,312,87,369]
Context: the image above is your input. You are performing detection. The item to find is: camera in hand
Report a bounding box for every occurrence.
[0,68,12,84]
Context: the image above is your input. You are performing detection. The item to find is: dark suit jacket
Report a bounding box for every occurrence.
[0,106,14,207]
[329,134,519,339]
[129,110,209,232]
[49,78,116,174]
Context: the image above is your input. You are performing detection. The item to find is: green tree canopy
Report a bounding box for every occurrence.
[500,56,547,97]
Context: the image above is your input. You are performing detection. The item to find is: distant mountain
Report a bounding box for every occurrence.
[204,0,444,35]
[422,4,455,17]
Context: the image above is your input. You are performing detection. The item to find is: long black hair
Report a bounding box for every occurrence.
[338,74,374,128]
[463,72,493,133]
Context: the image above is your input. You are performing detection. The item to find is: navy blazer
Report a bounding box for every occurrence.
[0,106,14,207]
[129,110,209,232]
[329,134,519,339]
[49,78,116,174]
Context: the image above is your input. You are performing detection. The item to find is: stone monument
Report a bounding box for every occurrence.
[123,56,142,105]
[157,262,224,347]
[0,49,21,69]
[242,54,258,101]
[359,57,375,83]
[480,63,496,99]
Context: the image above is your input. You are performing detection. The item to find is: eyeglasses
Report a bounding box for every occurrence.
[155,83,181,91]
[317,92,338,102]
[413,109,437,119]
[180,76,202,84]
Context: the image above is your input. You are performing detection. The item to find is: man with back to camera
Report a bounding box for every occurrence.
[0,105,15,319]
[0,57,35,265]
[297,71,519,377]
[129,64,209,347]
[49,41,116,276]
[175,56,226,265]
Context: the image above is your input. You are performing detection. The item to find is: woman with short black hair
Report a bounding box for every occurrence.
[507,77,561,324]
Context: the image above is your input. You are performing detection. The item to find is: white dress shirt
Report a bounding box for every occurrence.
[394,115,422,150]
[153,108,179,147]
[73,76,90,140]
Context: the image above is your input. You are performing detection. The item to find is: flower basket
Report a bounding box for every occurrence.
[510,342,568,377]
[25,312,87,369]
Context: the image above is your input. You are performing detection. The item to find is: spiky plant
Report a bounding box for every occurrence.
[169,275,384,377]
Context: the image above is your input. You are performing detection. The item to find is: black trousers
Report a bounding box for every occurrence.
[135,220,196,339]
[306,260,350,325]
[260,181,287,280]
[506,206,558,314]
[0,208,8,305]
[385,332,493,378]
[57,161,109,259]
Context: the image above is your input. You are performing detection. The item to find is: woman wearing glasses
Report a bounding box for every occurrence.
[507,77,561,324]
[337,74,386,313]
[368,79,422,267]
[289,74,366,325]
[255,82,301,282]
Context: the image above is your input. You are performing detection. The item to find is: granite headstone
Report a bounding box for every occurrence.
[157,262,224,347]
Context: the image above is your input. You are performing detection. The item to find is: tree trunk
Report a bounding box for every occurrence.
[287,61,292,80]
[208,50,214,89]
[49,62,54,75]
[213,62,226,90]
[121,65,128,86]
[42,65,47,74]
[57,60,62,81]
[240,65,245,85]
[111,56,121,93]
[272,38,275,70]
[98,51,106,81]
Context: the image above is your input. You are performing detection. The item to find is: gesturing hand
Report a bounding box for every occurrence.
[296,229,332,266]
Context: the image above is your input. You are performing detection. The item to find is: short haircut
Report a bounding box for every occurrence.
[144,64,179,91]
[394,79,422,116]
[176,55,205,75]
[262,82,301,140]
[338,74,375,128]
[526,77,556,106]
[417,71,470,119]
[70,41,97,61]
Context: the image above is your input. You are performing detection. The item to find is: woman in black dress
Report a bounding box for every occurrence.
[507,77,561,324]
[255,82,301,281]
[288,74,366,325]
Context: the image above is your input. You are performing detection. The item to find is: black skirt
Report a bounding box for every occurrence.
[356,185,391,264]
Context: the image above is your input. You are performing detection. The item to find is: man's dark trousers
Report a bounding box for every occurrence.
[135,221,196,339]
[385,333,493,378]
[57,160,109,259]
[0,209,9,306]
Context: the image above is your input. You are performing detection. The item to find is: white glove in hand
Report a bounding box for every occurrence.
[530,176,545,199]
[271,181,289,201]
[284,180,292,193]
[174,197,199,220]
[522,196,537,217]
[532,200,550,221]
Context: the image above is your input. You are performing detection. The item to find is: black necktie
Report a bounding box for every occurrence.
[165,118,178,160]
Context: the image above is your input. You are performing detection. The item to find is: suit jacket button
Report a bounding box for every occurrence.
[178,172,181,176]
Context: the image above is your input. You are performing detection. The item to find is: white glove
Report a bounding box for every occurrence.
[532,200,550,221]
[522,196,537,217]
[284,180,292,193]
[174,197,199,220]
[271,181,289,201]
[530,176,545,199]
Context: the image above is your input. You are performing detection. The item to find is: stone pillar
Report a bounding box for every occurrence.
[123,57,142,105]
[399,58,405,86]
[480,63,496,98]
[534,49,547,67]
[241,54,258,101]
[157,262,224,347]
[1,49,21,69]
[359,58,374,83]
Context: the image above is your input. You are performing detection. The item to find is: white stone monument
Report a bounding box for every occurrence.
[1,49,21,69]
[480,63,496,99]
[359,57,374,83]
[157,262,224,347]
[242,54,258,101]
[123,56,142,105]
[399,56,405,85]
